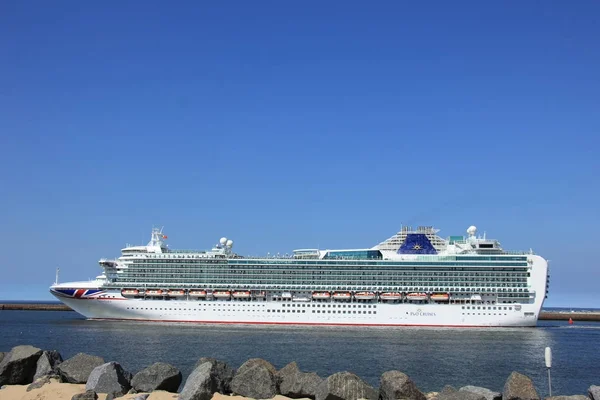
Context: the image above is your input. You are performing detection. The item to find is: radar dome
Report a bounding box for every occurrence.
[467,226,477,236]
[226,239,233,247]
[220,237,228,245]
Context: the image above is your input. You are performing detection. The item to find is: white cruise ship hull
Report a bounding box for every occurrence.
[54,294,540,327]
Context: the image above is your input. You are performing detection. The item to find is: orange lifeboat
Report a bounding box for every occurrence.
[121,288,139,297]
[430,293,449,301]
[213,290,231,299]
[146,289,163,296]
[354,291,376,300]
[189,290,207,298]
[406,292,429,301]
[332,292,352,301]
[380,292,402,301]
[168,289,186,297]
[312,291,331,300]
[232,291,251,299]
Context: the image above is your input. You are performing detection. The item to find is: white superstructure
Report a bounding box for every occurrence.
[50,225,549,327]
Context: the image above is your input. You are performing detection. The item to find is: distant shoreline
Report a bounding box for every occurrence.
[2,302,600,321]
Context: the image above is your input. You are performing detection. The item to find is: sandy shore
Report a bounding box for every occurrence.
[0,382,306,400]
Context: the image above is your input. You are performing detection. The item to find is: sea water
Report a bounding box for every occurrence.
[1,309,598,396]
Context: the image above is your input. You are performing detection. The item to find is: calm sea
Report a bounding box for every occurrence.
[1,308,598,396]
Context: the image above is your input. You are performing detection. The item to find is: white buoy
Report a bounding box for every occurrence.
[545,347,552,396]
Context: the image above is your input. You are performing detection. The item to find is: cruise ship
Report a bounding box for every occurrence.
[50,225,549,327]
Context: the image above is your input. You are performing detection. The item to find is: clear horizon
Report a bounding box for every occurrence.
[1,2,598,308]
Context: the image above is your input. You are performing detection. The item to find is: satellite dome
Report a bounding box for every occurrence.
[467,226,477,236]
[220,237,228,245]
[226,239,233,247]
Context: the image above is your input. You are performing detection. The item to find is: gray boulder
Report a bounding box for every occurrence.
[58,353,105,384]
[85,361,132,397]
[231,358,279,399]
[72,390,98,400]
[315,371,378,400]
[0,345,43,385]
[180,362,222,400]
[460,386,501,400]
[0,353,5,364]
[589,386,600,400]
[194,357,235,394]
[33,350,63,381]
[380,370,426,400]
[131,362,182,393]
[277,361,323,399]
[437,385,486,400]
[27,374,62,391]
[503,372,540,400]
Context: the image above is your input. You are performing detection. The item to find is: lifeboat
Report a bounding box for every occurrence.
[379,292,402,301]
[430,293,450,301]
[332,292,352,301]
[312,291,331,300]
[168,289,186,297]
[406,292,429,301]
[232,291,251,299]
[121,288,139,297]
[189,290,207,298]
[213,290,231,299]
[146,289,163,296]
[354,291,376,300]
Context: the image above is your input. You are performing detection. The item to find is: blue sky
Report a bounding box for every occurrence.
[0,1,598,307]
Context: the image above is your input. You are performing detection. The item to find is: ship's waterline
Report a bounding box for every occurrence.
[50,225,549,327]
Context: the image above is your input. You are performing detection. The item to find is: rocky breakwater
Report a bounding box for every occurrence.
[1,344,600,400]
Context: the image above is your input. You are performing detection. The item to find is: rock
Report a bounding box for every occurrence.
[426,392,439,400]
[132,394,150,400]
[460,386,502,400]
[26,374,61,391]
[33,350,63,381]
[0,353,5,364]
[72,390,98,400]
[180,362,218,400]
[503,372,540,400]
[231,358,279,399]
[589,386,600,400]
[380,370,426,400]
[545,396,588,400]
[131,362,182,393]
[85,361,132,397]
[0,345,43,385]
[437,385,486,400]
[438,385,485,400]
[437,385,487,400]
[58,353,105,384]
[315,371,378,400]
[277,361,323,399]
[194,357,235,394]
